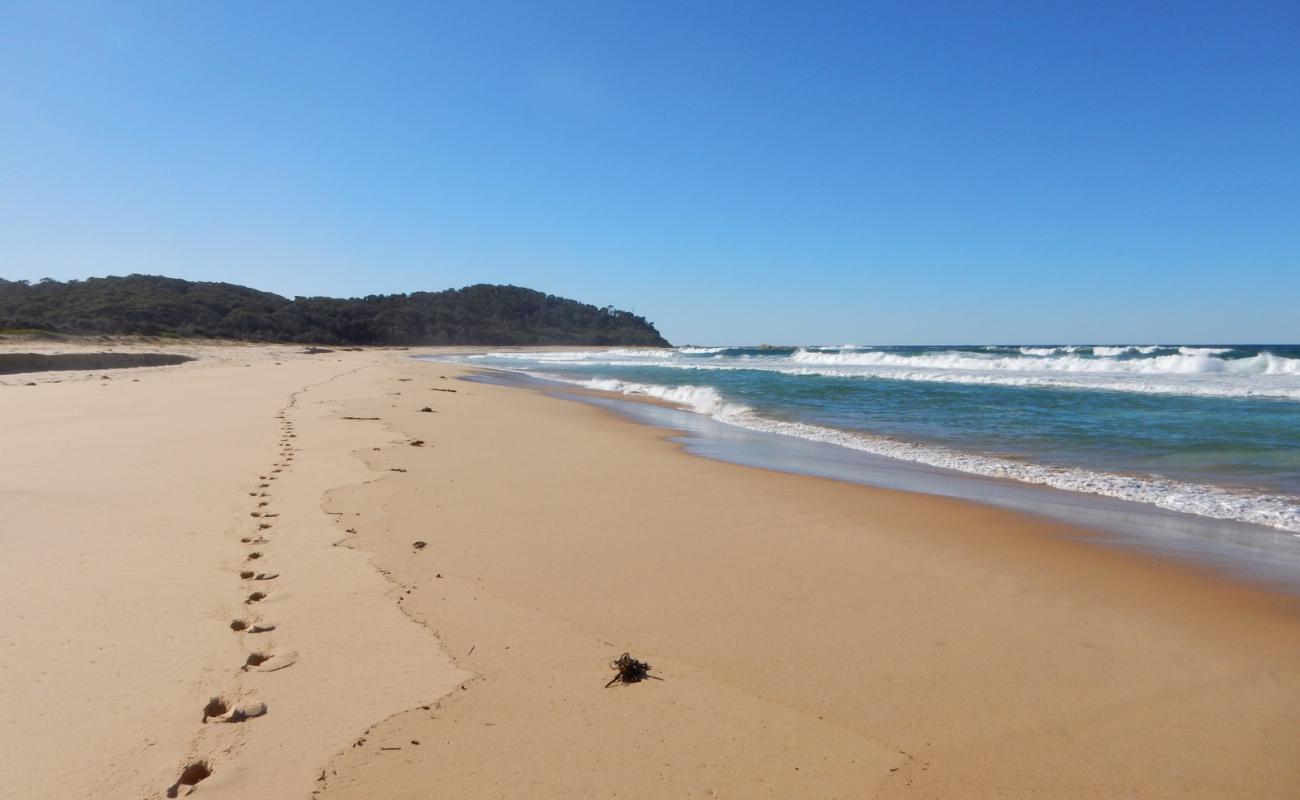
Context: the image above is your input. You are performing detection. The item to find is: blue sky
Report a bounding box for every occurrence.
[2,1,1297,344]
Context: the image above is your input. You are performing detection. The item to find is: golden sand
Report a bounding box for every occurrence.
[2,341,1297,799]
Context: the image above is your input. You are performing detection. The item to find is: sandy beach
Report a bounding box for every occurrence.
[3,340,1298,799]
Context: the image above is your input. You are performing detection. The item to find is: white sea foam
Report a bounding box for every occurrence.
[765,366,1300,400]
[1018,346,1085,356]
[1093,345,1163,356]
[1178,346,1234,356]
[464,348,1300,400]
[677,346,729,354]
[789,348,1300,375]
[578,379,749,418]
[568,377,1300,532]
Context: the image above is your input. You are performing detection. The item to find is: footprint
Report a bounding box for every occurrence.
[201,696,228,722]
[167,760,211,797]
[244,652,270,669]
[213,702,268,723]
[250,512,262,518]
[253,651,298,672]
[240,570,255,579]
[242,650,298,672]
[258,523,271,530]
[246,591,267,604]
[247,552,263,560]
[232,619,277,633]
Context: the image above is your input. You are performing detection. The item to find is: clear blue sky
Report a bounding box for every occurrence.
[2,2,1297,345]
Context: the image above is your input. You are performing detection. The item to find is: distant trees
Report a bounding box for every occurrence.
[0,275,670,346]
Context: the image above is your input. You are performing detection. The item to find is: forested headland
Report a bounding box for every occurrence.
[0,275,669,347]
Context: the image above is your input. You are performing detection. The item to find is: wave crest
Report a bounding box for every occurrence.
[573,378,1300,532]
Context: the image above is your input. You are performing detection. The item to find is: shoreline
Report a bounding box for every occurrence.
[463,365,1300,593]
[321,356,1300,798]
[4,341,1298,798]
[445,348,1300,536]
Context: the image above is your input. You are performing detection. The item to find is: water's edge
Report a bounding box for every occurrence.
[457,365,1300,594]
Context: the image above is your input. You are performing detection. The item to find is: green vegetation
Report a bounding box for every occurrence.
[0,275,669,346]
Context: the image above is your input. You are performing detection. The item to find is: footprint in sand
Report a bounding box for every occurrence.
[201,696,228,722]
[245,591,267,604]
[247,552,263,560]
[205,700,268,723]
[231,619,277,633]
[258,522,272,530]
[166,760,211,797]
[243,650,298,672]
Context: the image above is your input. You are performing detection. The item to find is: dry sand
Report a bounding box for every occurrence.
[2,339,1298,798]
[0,341,467,799]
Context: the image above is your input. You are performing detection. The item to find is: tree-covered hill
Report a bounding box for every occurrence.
[0,275,670,346]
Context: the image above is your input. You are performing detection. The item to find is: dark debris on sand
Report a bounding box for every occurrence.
[605,652,663,688]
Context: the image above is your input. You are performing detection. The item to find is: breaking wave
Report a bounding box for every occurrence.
[570,377,1300,532]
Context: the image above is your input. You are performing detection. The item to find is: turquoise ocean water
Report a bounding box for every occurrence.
[442,344,1300,537]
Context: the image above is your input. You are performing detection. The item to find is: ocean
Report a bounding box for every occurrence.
[439,344,1300,533]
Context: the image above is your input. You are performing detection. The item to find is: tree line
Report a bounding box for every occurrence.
[0,275,670,346]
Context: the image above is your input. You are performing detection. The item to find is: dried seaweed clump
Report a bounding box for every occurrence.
[605,652,662,688]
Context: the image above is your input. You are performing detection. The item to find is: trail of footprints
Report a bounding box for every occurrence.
[167,394,304,797]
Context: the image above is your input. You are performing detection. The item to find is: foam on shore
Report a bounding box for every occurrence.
[570,377,1300,533]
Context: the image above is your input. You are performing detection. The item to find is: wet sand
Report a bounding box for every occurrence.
[3,340,1298,798]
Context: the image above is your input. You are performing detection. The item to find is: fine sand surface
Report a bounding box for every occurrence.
[2,340,1299,798]
[0,341,468,800]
